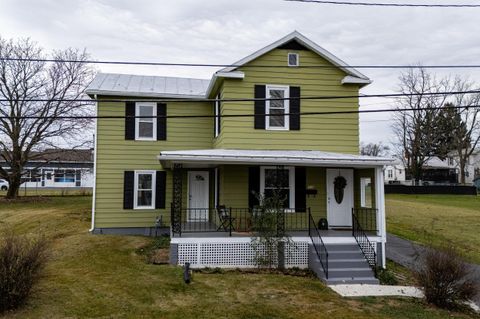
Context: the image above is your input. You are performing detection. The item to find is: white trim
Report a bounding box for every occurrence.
[90,99,98,232]
[171,235,382,245]
[135,102,157,141]
[341,75,372,85]
[265,85,290,131]
[288,52,299,67]
[205,71,245,98]
[260,166,295,209]
[374,167,387,268]
[133,170,156,209]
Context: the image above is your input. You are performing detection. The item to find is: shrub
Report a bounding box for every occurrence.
[0,232,48,313]
[414,246,478,309]
[377,267,398,285]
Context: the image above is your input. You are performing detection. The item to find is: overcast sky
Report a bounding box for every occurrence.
[1,0,480,147]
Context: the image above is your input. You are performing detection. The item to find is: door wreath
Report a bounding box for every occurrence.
[333,176,347,204]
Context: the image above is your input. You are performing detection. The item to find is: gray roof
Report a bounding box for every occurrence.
[86,73,211,98]
[158,149,396,168]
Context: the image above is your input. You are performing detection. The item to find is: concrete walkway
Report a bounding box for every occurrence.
[386,233,480,307]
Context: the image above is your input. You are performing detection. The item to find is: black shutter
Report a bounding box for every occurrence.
[217,99,221,135]
[254,85,266,129]
[295,167,306,212]
[123,171,134,209]
[155,171,166,209]
[290,86,300,130]
[157,103,167,140]
[125,102,135,140]
[248,166,260,208]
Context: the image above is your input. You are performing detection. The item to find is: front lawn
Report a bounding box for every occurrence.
[0,196,477,318]
[386,194,480,263]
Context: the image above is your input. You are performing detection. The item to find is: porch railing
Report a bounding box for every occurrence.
[352,209,377,276]
[308,211,328,279]
[170,204,309,236]
[351,207,378,233]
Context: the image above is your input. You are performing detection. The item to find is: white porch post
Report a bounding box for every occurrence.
[375,166,387,268]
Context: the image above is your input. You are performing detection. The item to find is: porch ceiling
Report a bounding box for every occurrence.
[158,149,396,168]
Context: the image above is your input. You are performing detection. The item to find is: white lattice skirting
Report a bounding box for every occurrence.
[176,238,309,268]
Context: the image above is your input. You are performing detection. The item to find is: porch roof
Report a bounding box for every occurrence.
[158,149,396,168]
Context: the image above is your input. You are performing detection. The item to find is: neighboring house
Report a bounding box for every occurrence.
[385,151,480,185]
[0,149,94,189]
[86,31,395,284]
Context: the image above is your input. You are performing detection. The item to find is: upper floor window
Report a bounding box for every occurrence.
[266,85,289,130]
[288,53,299,66]
[387,169,393,178]
[135,102,157,140]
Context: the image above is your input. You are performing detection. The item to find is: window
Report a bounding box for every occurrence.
[266,85,289,130]
[360,177,372,208]
[135,102,156,140]
[214,94,220,137]
[387,169,393,178]
[134,171,155,209]
[54,170,75,183]
[260,166,295,208]
[288,53,299,66]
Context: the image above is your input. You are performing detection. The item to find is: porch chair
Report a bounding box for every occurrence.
[216,205,236,232]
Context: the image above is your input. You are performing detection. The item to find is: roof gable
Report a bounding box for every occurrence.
[218,31,370,83]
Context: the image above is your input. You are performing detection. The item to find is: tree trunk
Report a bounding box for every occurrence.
[459,161,466,184]
[6,174,21,199]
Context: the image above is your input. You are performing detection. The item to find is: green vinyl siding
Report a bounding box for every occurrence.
[214,48,360,154]
[94,100,213,228]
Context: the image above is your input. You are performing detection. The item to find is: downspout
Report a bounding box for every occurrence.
[89,96,98,232]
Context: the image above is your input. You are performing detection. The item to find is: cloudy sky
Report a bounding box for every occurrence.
[1,0,480,146]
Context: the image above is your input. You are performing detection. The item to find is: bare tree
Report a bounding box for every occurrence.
[448,79,480,184]
[392,67,452,185]
[360,142,390,157]
[0,37,94,199]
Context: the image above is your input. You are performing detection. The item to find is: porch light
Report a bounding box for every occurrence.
[306,185,317,197]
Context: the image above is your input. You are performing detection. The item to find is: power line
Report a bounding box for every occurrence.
[285,0,480,8]
[0,103,477,120]
[1,56,480,69]
[1,89,479,104]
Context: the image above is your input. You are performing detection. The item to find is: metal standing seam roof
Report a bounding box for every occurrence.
[85,73,211,98]
[158,149,396,167]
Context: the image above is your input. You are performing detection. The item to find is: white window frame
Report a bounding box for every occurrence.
[388,169,393,178]
[214,94,220,138]
[134,170,156,209]
[360,177,372,208]
[287,53,299,67]
[135,102,157,141]
[260,166,295,209]
[265,85,290,131]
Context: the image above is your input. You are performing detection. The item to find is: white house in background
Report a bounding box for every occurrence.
[1,149,94,189]
[384,150,480,185]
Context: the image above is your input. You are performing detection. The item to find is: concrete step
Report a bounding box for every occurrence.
[324,244,359,252]
[328,268,375,278]
[327,277,380,285]
[327,250,365,260]
[329,259,371,268]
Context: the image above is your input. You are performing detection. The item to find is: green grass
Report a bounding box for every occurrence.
[0,188,92,197]
[0,196,478,318]
[386,194,480,263]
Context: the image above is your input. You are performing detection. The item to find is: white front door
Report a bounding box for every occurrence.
[43,169,55,187]
[326,169,354,228]
[188,171,209,221]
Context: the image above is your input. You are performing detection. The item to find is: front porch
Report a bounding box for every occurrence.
[159,149,393,280]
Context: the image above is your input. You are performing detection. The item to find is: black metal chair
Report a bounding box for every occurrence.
[216,205,236,231]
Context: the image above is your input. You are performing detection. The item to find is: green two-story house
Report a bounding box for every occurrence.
[86,31,394,284]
